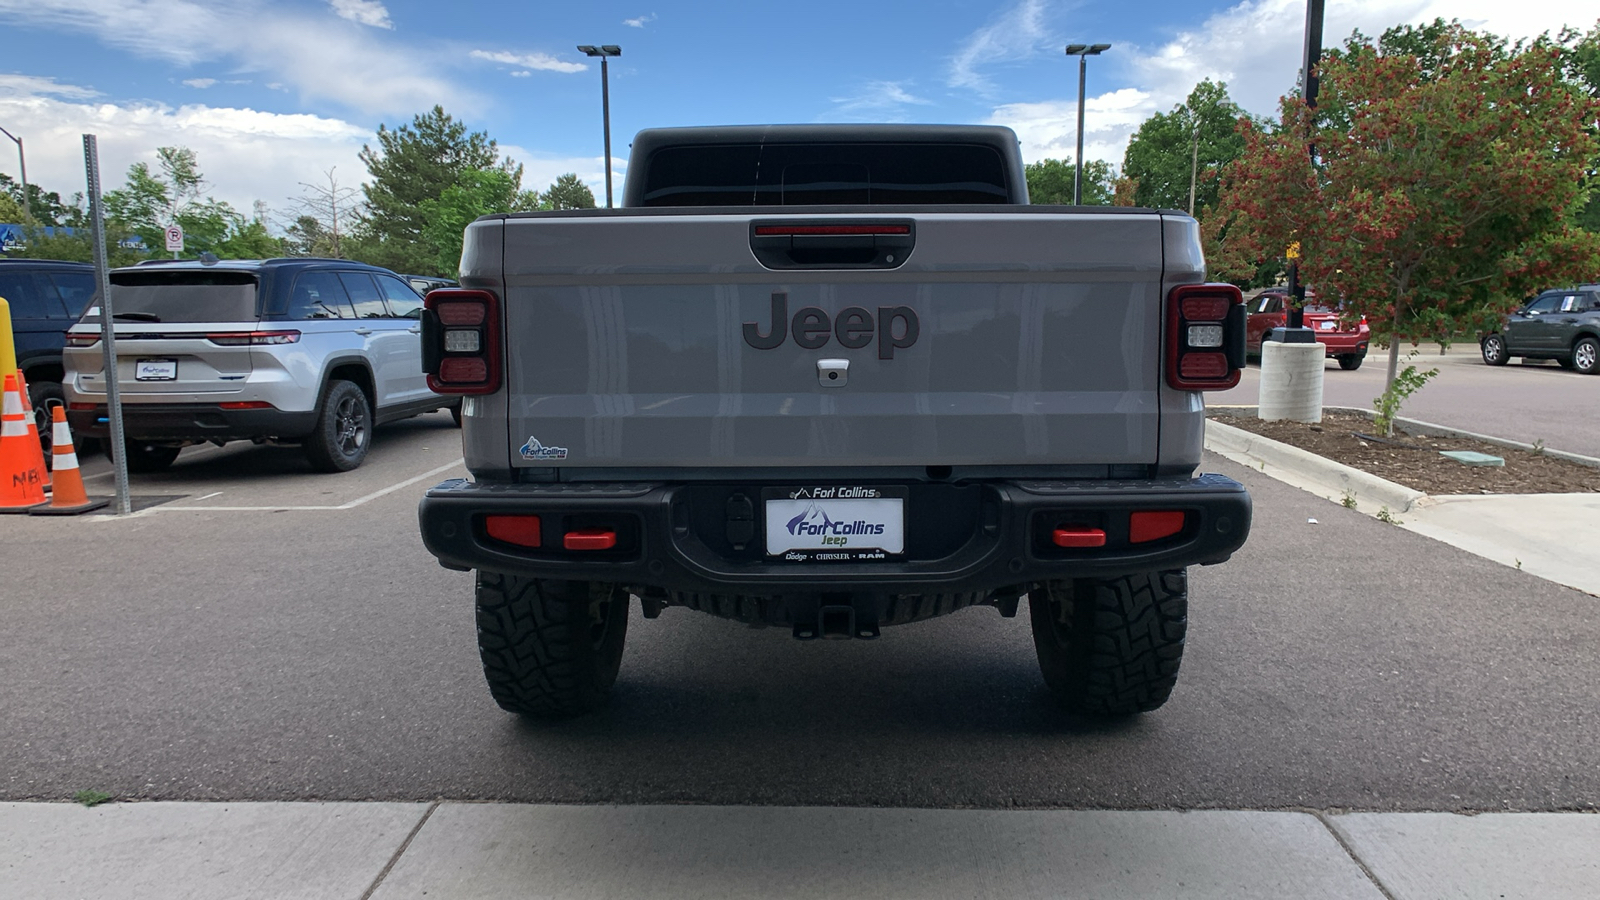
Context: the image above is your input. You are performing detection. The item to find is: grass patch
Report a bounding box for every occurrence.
[73,789,113,807]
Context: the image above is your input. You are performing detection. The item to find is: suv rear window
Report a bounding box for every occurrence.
[106,270,260,323]
[638,143,1011,206]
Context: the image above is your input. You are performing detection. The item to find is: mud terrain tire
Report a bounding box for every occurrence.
[475,573,629,718]
[1029,569,1188,715]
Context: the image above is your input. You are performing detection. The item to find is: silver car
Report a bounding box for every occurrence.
[64,258,457,472]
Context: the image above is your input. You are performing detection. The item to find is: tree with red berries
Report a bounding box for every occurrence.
[1221,21,1600,390]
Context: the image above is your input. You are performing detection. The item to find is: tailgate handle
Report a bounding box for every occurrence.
[750,221,914,270]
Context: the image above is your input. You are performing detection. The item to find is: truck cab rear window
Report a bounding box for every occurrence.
[638,143,1010,206]
[106,270,260,323]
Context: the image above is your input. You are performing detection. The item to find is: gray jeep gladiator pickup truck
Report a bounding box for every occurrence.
[418,124,1252,718]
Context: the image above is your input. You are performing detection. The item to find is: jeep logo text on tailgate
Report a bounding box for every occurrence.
[744,292,919,359]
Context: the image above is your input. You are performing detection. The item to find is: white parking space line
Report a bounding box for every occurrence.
[140,458,465,514]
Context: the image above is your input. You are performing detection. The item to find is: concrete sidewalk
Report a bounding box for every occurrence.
[1205,410,1600,597]
[3,802,1597,899]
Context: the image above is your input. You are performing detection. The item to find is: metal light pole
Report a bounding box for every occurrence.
[0,125,29,223]
[1064,43,1110,205]
[577,44,622,208]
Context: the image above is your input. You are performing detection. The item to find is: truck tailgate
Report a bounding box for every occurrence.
[494,211,1171,470]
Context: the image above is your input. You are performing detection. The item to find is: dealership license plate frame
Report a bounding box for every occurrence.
[134,358,179,381]
[762,485,908,561]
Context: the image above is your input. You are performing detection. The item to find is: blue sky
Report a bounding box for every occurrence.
[0,0,1592,219]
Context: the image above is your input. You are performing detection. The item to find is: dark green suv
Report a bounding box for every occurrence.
[1481,286,1600,374]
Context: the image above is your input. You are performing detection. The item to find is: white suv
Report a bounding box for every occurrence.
[64,258,457,472]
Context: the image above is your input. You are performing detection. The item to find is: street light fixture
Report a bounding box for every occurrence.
[0,124,29,223]
[1064,43,1111,205]
[577,44,622,208]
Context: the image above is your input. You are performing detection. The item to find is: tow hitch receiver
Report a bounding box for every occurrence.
[792,594,881,640]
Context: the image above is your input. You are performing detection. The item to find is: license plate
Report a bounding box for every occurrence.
[1318,321,1336,331]
[135,359,178,381]
[764,486,906,560]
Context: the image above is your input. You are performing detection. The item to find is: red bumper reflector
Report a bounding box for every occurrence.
[1052,527,1107,548]
[485,515,542,548]
[1130,511,1186,544]
[1179,352,1229,379]
[219,401,274,410]
[564,529,617,551]
[439,357,488,383]
[69,402,98,411]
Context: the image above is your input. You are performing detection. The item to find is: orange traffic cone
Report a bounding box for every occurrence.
[1,373,48,512]
[31,404,109,515]
[14,369,51,492]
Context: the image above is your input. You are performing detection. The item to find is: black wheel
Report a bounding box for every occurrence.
[1028,570,1188,716]
[27,380,64,466]
[475,573,629,718]
[303,380,370,472]
[1337,354,1364,371]
[450,402,463,427]
[112,438,181,473]
[1481,334,1509,366]
[1574,336,1599,375]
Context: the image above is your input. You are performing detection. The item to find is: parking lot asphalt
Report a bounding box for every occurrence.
[4,416,1598,813]
[1216,349,1600,458]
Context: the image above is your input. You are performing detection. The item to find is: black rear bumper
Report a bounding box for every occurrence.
[68,404,318,443]
[418,474,1251,594]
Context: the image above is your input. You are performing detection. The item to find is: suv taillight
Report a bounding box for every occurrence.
[206,330,301,346]
[65,332,100,347]
[422,289,501,394]
[1166,284,1246,391]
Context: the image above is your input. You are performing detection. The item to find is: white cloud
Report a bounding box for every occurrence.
[470,49,588,74]
[623,13,657,28]
[829,81,933,121]
[510,71,532,78]
[986,0,1597,168]
[949,0,1051,95]
[182,78,217,89]
[329,0,392,29]
[0,0,476,118]
[0,75,374,217]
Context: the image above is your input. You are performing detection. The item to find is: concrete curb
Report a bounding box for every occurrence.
[1210,405,1600,470]
[1204,418,1428,513]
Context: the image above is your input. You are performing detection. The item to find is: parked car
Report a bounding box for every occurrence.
[0,258,98,455]
[403,274,457,296]
[1480,287,1600,374]
[1246,288,1371,370]
[63,257,459,473]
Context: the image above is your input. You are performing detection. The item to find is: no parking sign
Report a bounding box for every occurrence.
[164,224,184,253]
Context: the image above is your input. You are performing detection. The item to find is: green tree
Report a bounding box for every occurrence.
[103,147,245,256]
[218,215,284,259]
[355,106,524,274]
[1024,158,1114,205]
[1223,23,1600,392]
[1122,79,1252,215]
[0,191,23,224]
[418,169,518,275]
[1,174,75,227]
[1558,20,1600,232]
[538,173,596,210]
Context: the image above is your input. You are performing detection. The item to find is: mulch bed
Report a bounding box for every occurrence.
[1217,410,1600,495]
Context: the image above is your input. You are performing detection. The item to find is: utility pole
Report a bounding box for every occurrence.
[578,44,622,208]
[0,125,29,223]
[1064,43,1111,205]
[1189,117,1200,216]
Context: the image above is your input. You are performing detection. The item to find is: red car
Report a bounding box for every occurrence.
[1246,289,1371,370]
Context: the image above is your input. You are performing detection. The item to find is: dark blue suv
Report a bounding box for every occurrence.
[0,258,97,452]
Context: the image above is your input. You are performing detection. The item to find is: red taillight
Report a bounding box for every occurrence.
[218,401,274,410]
[1167,284,1244,391]
[439,357,488,383]
[753,224,910,236]
[1052,527,1107,548]
[436,302,485,326]
[1130,510,1187,543]
[424,289,501,395]
[564,528,617,551]
[207,330,300,346]
[65,333,101,347]
[485,514,542,548]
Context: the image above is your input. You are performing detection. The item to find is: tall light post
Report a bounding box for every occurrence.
[1064,43,1110,205]
[577,44,622,208]
[0,124,29,223]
